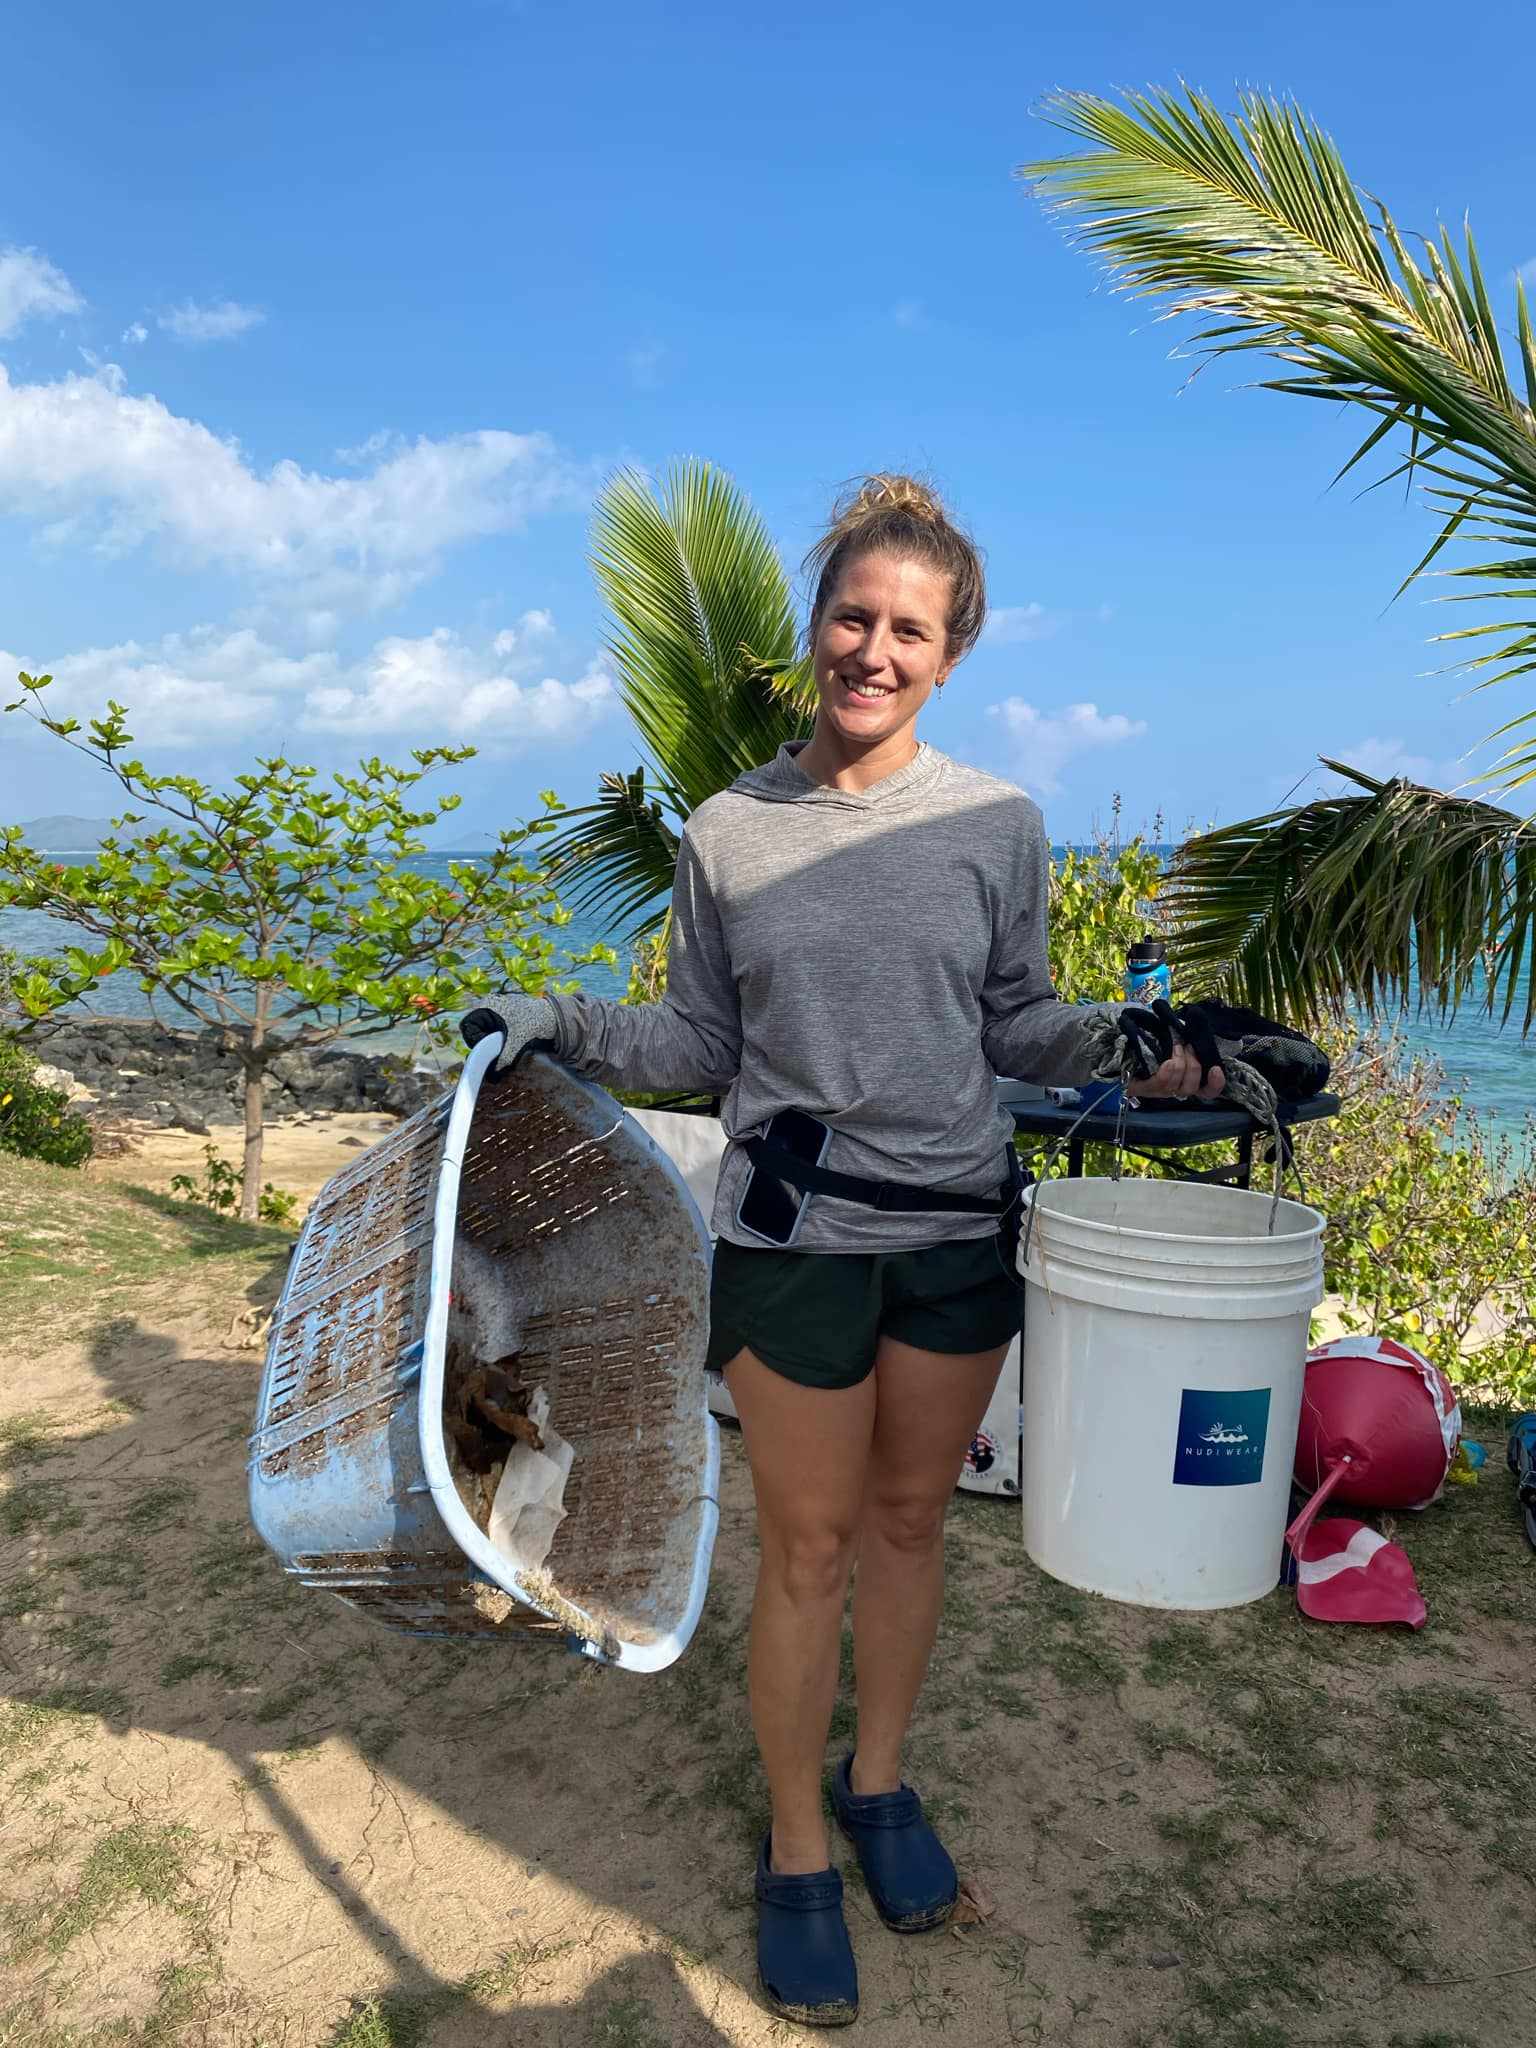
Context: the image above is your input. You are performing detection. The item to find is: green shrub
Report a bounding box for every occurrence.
[1047,824,1165,1003]
[0,1034,93,1167]
[623,919,669,1008]
[1297,1030,1536,1407]
[169,1143,300,1228]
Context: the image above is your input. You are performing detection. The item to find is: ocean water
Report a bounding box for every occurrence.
[3,852,1530,1153]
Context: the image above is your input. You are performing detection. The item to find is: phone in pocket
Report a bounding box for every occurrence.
[734,1109,833,1246]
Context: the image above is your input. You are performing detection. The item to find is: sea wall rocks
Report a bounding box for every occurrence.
[27,1017,450,1134]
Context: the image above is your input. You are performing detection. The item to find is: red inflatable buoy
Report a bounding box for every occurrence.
[1294,1335,1461,1511]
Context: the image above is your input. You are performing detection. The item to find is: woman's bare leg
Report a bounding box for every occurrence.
[850,1337,1010,1794]
[723,1348,876,1873]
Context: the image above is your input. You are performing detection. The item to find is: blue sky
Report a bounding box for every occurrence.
[1,0,1533,862]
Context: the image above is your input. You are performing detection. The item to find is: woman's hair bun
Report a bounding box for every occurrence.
[841,473,945,529]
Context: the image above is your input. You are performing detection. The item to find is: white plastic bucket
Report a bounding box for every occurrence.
[1019,1177,1325,1609]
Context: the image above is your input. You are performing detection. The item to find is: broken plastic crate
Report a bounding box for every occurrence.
[247,1037,720,1670]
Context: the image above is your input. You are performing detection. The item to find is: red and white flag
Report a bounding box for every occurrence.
[1292,1515,1426,1629]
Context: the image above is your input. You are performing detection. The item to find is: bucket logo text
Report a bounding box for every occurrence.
[1174,1387,1270,1488]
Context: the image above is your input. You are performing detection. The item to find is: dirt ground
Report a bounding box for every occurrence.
[3,1143,1534,2048]
[84,1112,404,1217]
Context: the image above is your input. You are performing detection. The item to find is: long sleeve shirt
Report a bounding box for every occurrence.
[546,740,1112,1251]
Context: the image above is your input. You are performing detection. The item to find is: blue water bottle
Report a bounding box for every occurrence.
[1125,936,1172,1008]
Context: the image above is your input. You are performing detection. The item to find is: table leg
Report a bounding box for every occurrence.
[1237,1131,1254,1191]
[1068,1137,1085,1179]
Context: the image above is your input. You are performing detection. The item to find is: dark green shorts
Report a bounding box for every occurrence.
[704,1235,1024,1391]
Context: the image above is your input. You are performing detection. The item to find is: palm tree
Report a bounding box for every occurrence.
[1025,89,1536,1030]
[543,461,813,942]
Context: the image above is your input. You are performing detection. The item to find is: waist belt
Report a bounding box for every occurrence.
[742,1136,1018,1217]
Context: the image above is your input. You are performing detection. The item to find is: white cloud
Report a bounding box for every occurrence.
[493,609,555,657]
[0,363,584,612]
[984,603,1057,646]
[158,298,265,343]
[303,629,614,742]
[1295,736,1468,798]
[0,247,84,337]
[986,696,1147,795]
[122,322,148,345]
[334,427,403,468]
[0,626,322,745]
[1,622,614,752]
[76,349,126,390]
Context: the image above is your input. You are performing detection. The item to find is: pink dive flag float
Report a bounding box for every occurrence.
[1288,1516,1427,1628]
[1284,1336,1462,1629]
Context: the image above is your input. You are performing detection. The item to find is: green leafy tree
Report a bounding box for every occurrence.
[1047,827,1165,1002]
[1026,88,1536,1030]
[0,1035,93,1168]
[0,675,611,1219]
[544,460,814,937]
[1303,1029,1536,1405]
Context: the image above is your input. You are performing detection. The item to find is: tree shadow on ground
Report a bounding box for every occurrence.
[116,1181,300,1269]
[2,1303,779,2043]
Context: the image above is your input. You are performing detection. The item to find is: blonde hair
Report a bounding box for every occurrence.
[804,473,987,666]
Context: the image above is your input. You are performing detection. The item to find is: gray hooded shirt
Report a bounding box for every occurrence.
[546,740,1111,1252]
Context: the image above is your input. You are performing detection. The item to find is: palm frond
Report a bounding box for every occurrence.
[590,462,811,823]
[1168,770,1536,1032]
[1023,88,1536,788]
[557,462,813,935]
[541,769,680,938]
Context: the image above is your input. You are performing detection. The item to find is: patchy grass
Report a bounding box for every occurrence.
[0,1685,129,1778]
[590,1992,670,2046]
[42,1611,114,1661]
[326,1994,435,2048]
[0,1412,66,1471]
[118,1478,199,1536]
[0,1146,292,1334]
[321,1939,577,2047]
[0,1481,86,1538]
[54,1546,149,1594]
[4,1821,198,1963]
[159,1650,248,1690]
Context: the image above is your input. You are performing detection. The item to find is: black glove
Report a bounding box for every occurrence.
[461,1007,508,1052]
[1116,998,1180,1080]
[1114,998,1226,1095]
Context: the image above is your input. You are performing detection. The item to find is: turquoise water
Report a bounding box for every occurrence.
[3,852,1530,1152]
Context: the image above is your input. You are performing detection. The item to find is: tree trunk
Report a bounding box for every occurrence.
[240,1060,265,1224]
[238,996,274,1225]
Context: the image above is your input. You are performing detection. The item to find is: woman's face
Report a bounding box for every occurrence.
[811,551,954,752]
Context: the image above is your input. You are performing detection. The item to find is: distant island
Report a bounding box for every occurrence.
[9,816,140,851]
[9,816,503,854]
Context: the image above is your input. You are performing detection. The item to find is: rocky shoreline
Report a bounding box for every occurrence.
[30,1016,449,1137]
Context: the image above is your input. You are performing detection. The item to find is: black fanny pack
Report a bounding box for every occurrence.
[734,1109,1027,1252]
[743,1134,1020,1218]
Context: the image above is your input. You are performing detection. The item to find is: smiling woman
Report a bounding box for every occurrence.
[463,466,1226,2024]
